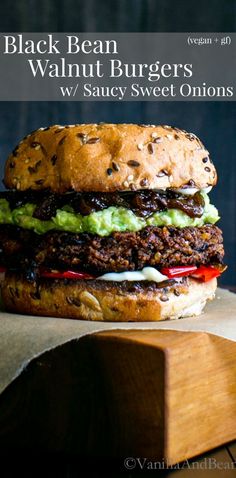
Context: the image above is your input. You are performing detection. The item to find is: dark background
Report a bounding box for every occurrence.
[0,0,235,285]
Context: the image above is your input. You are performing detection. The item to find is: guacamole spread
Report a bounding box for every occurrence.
[0,192,219,236]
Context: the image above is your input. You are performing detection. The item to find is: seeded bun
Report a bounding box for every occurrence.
[1,274,217,322]
[4,123,217,193]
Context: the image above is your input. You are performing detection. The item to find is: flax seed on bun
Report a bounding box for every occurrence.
[4,123,217,193]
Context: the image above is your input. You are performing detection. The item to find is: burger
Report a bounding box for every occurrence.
[0,123,225,321]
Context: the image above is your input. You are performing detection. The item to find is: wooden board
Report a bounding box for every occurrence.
[0,328,236,465]
[88,330,236,464]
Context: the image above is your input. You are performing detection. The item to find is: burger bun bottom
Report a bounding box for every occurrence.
[1,274,217,322]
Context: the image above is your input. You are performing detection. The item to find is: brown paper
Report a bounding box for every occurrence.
[0,287,236,395]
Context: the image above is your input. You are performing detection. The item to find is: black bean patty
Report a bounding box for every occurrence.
[0,224,224,275]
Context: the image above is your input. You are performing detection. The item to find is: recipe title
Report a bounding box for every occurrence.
[1,33,234,101]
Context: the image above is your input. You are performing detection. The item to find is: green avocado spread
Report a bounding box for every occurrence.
[0,192,219,236]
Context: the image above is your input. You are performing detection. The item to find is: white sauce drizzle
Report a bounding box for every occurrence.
[97,267,168,282]
[172,186,212,196]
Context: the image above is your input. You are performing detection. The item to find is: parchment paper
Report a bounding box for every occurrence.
[0,287,236,395]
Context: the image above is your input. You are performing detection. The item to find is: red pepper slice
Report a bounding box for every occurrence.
[161,265,221,282]
[191,265,221,282]
[161,266,198,278]
[41,269,95,280]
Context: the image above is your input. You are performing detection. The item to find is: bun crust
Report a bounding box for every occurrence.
[5,124,217,193]
[1,275,217,322]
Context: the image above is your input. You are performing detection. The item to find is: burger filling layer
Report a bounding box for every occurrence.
[0,224,224,281]
[0,190,219,236]
[0,188,224,285]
